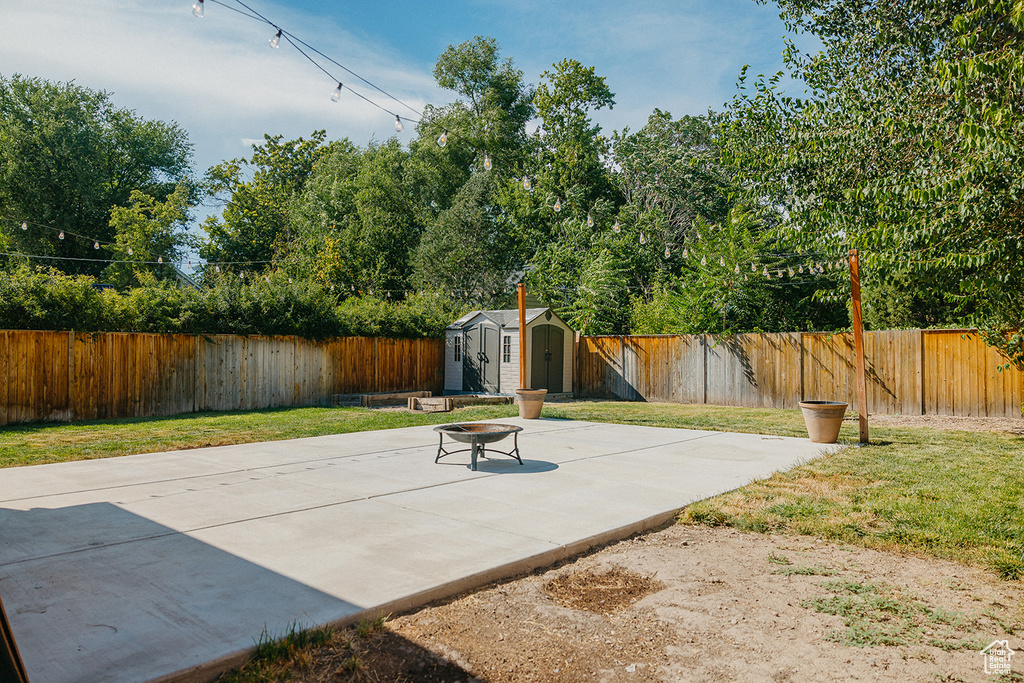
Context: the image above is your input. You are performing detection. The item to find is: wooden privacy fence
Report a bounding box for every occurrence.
[0,331,444,425]
[576,329,1024,418]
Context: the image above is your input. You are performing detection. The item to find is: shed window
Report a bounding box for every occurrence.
[453,336,461,362]
[502,335,512,363]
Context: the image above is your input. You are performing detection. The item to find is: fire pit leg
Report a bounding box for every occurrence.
[471,439,480,471]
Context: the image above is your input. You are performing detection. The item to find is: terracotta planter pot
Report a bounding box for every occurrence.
[515,388,547,419]
[799,401,848,443]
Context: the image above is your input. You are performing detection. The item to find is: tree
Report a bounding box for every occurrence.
[200,131,327,273]
[103,183,195,290]
[0,74,192,276]
[724,0,1024,363]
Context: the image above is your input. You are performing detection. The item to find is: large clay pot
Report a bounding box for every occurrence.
[515,388,547,419]
[799,400,848,443]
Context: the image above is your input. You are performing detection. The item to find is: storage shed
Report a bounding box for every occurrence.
[444,308,574,397]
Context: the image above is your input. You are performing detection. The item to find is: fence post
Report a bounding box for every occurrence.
[849,249,869,443]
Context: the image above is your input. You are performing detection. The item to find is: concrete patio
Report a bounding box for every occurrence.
[0,418,832,683]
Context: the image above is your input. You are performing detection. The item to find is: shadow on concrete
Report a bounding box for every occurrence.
[0,503,361,683]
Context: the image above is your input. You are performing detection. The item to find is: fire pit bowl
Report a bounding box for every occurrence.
[434,423,523,471]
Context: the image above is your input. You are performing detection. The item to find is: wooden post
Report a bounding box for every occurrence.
[517,283,527,389]
[849,249,869,443]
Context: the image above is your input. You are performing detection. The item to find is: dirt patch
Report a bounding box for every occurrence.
[864,413,1024,434]
[253,524,1023,682]
[544,567,665,614]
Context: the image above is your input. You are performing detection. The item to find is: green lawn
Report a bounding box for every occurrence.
[2,399,1022,579]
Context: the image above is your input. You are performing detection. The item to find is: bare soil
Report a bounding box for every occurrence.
[276,523,1022,683]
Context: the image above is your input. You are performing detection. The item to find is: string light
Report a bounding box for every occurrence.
[682,247,688,258]
[158,256,163,263]
[192,0,204,18]
[763,266,770,278]
[719,255,725,267]
[751,263,756,272]
[733,264,739,274]
[664,246,670,258]
[394,115,403,133]
[799,264,804,273]
[777,269,783,278]
[58,231,64,240]
[331,82,343,102]
[587,213,594,228]
[483,154,492,171]
[437,130,448,148]
[127,247,133,255]
[789,267,794,277]
[269,29,282,49]
[613,219,620,233]
[701,255,707,266]
[523,176,532,191]
[639,232,647,245]
[553,198,562,212]
[93,241,100,250]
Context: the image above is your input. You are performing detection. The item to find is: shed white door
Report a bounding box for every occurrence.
[464,323,500,393]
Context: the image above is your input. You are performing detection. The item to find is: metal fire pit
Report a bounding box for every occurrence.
[433,423,523,471]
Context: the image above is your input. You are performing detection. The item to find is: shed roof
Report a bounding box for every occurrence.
[446,308,564,330]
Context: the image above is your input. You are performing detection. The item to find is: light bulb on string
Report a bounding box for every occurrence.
[553,198,561,212]
[331,82,343,102]
[437,130,448,147]
[394,115,403,133]
[682,247,688,258]
[93,241,99,250]
[799,264,804,273]
[483,154,492,171]
[762,266,769,277]
[587,213,594,228]
[719,256,725,267]
[127,247,133,255]
[523,176,532,191]
[269,29,282,49]
[733,264,740,274]
[613,219,620,233]
[639,232,647,245]
[192,0,204,18]
[158,256,163,264]
[751,263,756,272]
[777,269,783,278]
[700,255,707,266]
[58,231,64,240]
[664,246,670,258]
[20,222,27,230]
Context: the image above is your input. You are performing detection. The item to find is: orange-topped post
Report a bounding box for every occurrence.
[517,283,527,389]
[849,249,869,444]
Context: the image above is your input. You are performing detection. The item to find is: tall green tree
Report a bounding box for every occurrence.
[200,131,327,273]
[0,74,192,276]
[411,36,535,301]
[725,0,1024,360]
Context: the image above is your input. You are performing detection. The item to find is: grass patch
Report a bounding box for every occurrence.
[0,404,519,467]
[802,579,980,650]
[218,623,336,682]
[772,564,838,576]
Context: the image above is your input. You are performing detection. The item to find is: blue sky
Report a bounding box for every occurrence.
[1,0,805,178]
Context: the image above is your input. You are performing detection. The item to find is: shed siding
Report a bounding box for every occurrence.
[444,331,462,392]
[499,330,519,392]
